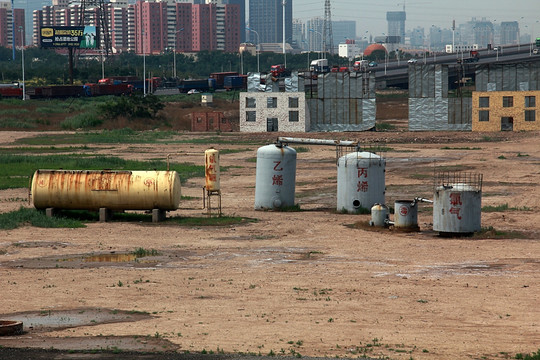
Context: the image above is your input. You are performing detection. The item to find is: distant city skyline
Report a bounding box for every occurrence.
[292,0,539,37]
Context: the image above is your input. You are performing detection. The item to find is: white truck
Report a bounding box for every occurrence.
[309,59,329,73]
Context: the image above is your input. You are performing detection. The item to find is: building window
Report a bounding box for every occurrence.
[246,97,256,108]
[289,111,299,122]
[479,96,489,108]
[289,97,299,108]
[197,117,202,123]
[267,97,277,108]
[246,111,256,122]
[525,110,536,122]
[503,96,513,107]
[479,110,489,122]
[525,96,536,108]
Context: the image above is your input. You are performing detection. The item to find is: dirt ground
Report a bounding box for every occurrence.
[0,117,540,359]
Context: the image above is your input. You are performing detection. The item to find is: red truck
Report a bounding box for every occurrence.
[270,64,291,78]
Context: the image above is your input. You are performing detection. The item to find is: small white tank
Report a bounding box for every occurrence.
[370,203,389,227]
[337,151,385,213]
[394,199,419,231]
[254,144,297,210]
[433,183,482,234]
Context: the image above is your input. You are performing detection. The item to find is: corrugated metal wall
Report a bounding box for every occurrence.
[476,62,540,92]
[409,64,471,131]
[304,72,376,132]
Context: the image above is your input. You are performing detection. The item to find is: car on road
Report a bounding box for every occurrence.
[407,58,418,64]
[534,48,539,55]
[187,89,201,95]
[368,61,378,67]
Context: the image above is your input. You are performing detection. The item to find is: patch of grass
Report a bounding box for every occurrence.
[246,157,257,163]
[376,122,396,131]
[498,155,507,160]
[16,128,178,146]
[0,117,37,129]
[0,207,86,230]
[473,226,528,239]
[294,147,310,153]
[0,153,203,189]
[132,248,159,257]
[516,349,540,360]
[61,112,104,130]
[0,146,93,154]
[219,148,253,155]
[440,146,481,150]
[482,203,531,212]
[167,215,257,227]
[517,153,529,157]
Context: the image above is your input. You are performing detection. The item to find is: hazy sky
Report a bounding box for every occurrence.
[293,0,539,36]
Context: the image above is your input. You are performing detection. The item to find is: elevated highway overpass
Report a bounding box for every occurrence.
[371,43,540,89]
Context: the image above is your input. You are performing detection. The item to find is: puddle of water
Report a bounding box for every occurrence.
[0,308,152,332]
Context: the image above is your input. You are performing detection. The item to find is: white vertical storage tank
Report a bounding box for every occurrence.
[254,144,297,210]
[394,199,419,231]
[433,173,483,235]
[337,151,385,213]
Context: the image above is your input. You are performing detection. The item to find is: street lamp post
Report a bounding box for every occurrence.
[142,29,147,96]
[246,27,260,73]
[174,28,184,79]
[282,0,286,68]
[19,26,25,101]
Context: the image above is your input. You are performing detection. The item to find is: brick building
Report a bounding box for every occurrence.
[472,91,539,131]
[192,111,235,132]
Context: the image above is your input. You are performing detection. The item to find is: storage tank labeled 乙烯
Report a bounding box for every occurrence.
[31,170,181,211]
[254,144,297,210]
[205,148,220,191]
[394,199,419,231]
[433,183,482,235]
[337,151,385,213]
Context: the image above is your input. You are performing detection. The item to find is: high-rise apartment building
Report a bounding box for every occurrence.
[0,2,25,48]
[248,0,291,44]
[32,0,241,54]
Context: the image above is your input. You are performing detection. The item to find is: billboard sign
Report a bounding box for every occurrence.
[40,26,99,49]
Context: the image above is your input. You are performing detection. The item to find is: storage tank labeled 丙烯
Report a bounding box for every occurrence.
[205,148,220,191]
[433,182,482,235]
[254,144,297,210]
[337,151,385,213]
[31,170,181,211]
[394,199,419,231]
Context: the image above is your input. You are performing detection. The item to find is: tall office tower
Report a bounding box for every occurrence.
[292,18,304,49]
[500,21,519,45]
[386,10,406,44]
[248,0,291,44]
[473,19,493,47]
[332,20,355,47]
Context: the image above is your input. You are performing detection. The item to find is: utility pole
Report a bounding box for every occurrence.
[322,0,333,55]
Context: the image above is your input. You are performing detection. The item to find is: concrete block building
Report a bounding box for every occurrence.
[240,92,309,132]
[472,91,539,131]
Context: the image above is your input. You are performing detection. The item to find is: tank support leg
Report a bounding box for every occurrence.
[45,208,57,218]
[152,209,166,223]
[99,208,112,222]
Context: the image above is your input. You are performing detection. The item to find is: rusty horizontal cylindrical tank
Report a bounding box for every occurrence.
[31,170,181,211]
